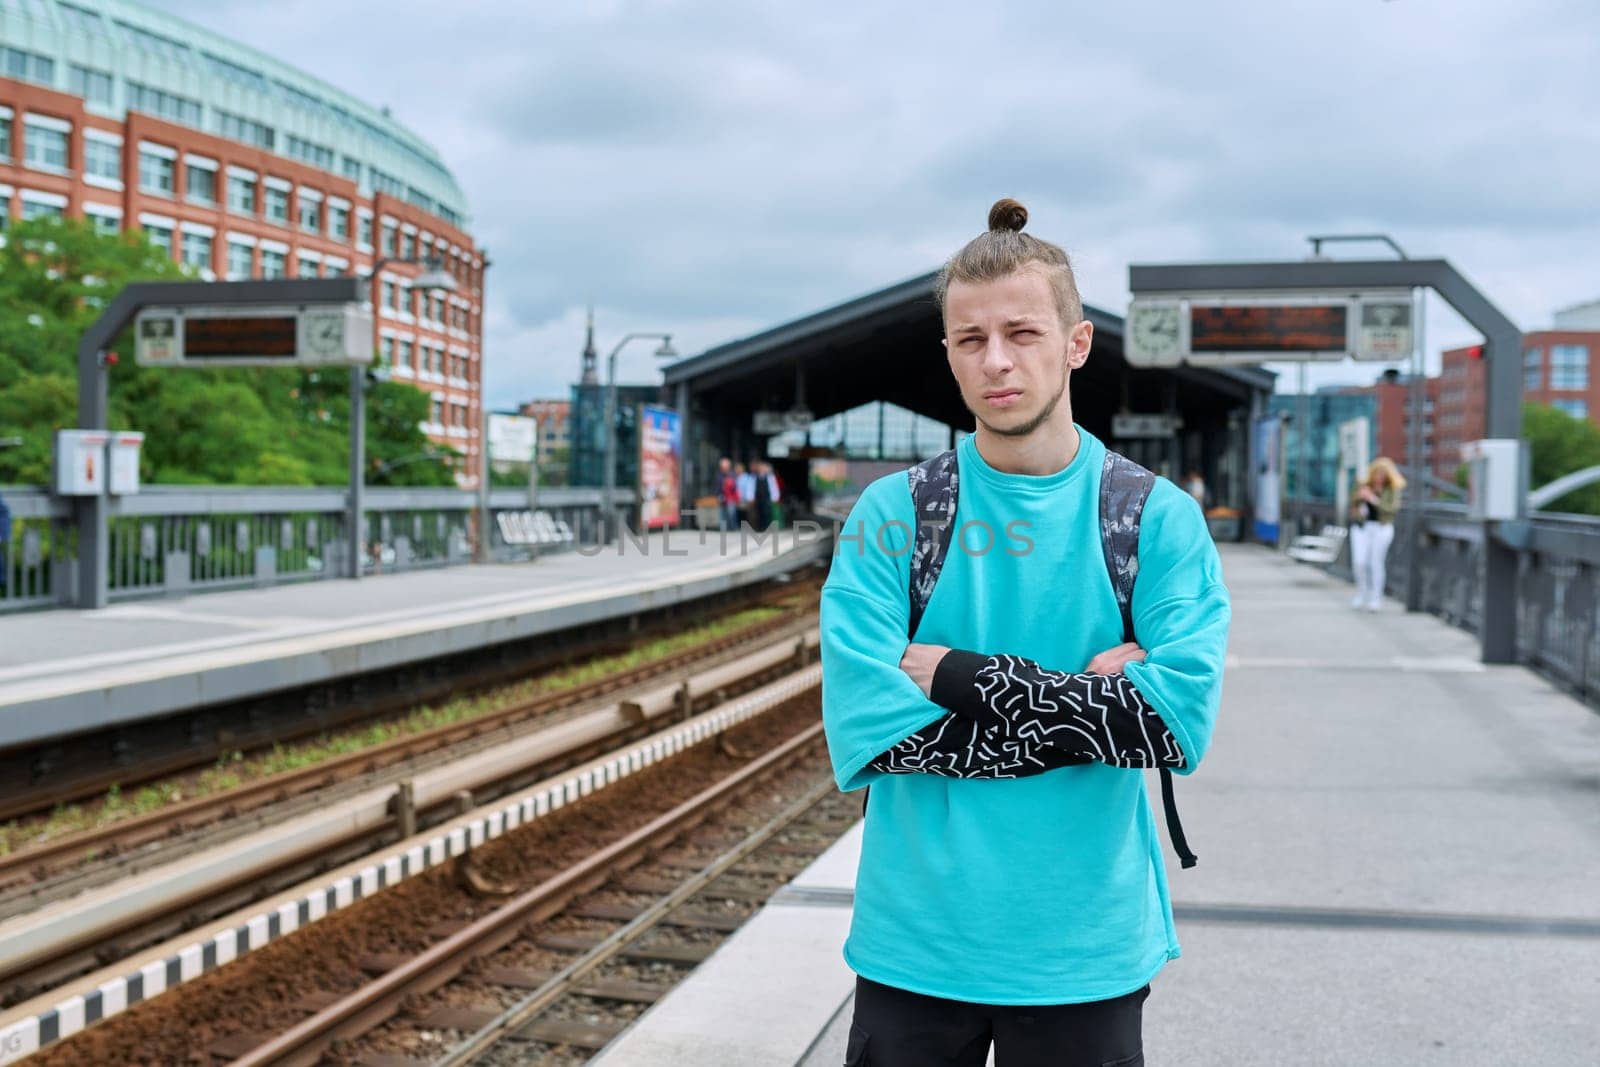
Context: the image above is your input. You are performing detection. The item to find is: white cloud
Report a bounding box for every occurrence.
[146,0,1600,402]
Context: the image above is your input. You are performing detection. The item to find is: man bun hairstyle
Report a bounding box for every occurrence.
[936,197,1084,328]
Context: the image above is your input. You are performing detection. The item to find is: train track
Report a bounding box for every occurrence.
[0,573,822,824]
[232,722,840,1067]
[0,621,820,1012]
[18,672,833,1067]
[0,587,816,895]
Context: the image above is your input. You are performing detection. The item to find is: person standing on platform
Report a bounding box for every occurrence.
[0,488,10,593]
[736,462,756,529]
[1349,456,1404,612]
[717,457,741,532]
[752,460,776,531]
[821,199,1230,1066]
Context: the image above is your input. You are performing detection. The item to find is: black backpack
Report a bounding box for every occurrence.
[903,445,1198,869]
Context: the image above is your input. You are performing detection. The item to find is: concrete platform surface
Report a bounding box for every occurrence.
[0,528,825,746]
[592,544,1600,1065]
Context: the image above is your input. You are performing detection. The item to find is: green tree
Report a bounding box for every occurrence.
[0,217,457,488]
[1523,401,1600,515]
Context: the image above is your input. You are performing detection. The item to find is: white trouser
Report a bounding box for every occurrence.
[1350,520,1394,606]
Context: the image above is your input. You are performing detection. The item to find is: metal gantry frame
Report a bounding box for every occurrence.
[75,278,366,609]
[1130,258,1523,664]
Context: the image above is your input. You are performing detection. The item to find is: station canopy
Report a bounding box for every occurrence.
[661,270,1272,442]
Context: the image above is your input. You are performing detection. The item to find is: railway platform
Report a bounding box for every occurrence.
[597,544,1600,1066]
[0,527,827,751]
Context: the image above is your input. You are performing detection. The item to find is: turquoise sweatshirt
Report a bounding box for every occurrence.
[819,427,1230,1005]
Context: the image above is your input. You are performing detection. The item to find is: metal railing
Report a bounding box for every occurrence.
[0,485,625,614]
[1313,503,1600,704]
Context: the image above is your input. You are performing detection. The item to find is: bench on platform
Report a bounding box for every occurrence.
[1287,524,1348,565]
[496,509,575,552]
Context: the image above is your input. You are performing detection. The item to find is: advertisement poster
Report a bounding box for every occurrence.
[1252,415,1284,545]
[638,405,682,529]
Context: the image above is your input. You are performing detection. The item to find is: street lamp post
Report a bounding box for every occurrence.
[600,332,678,543]
[350,256,459,579]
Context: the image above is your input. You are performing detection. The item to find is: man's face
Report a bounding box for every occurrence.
[944,268,1092,439]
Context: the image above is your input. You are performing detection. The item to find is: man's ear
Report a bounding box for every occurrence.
[1066,320,1093,369]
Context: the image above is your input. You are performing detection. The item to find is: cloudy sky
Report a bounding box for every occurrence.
[150,0,1600,409]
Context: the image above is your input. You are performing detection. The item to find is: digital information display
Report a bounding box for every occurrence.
[1189,304,1348,354]
[183,316,299,359]
[134,304,372,367]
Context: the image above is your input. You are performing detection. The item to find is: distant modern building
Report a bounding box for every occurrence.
[0,0,485,484]
[569,383,663,489]
[1267,388,1378,501]
[1554,299,1600,331]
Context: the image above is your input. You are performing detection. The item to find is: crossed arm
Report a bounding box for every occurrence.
[865,641,1186,779]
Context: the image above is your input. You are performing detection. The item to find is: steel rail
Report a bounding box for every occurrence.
[228,720,828,1067]
[436,774,836,1065]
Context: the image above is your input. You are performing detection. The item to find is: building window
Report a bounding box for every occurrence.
[126,82,202,127]
[227,240,254,279]
[328,204,349,242]
[181,231,212,271]
[145,223,174,258]
[298,195,320,234]
[260,248,286,278]
[400,339,413,368]
[227,173,256,215]
[1550,344,1589,391]
[431,397,444,425]
[284,134,334,171]
[1524,347,1543,392]
[84,138,121,183]
[381,279,395,310]
[297,256,320,278]
[1552,399,1588,420]
[0,191,11,227]
[186,163,216,204]
[381,336,395,367]
[138,149,175,195]
[0,113,11,161]
[264,185,290,224]
[86,209,119,235]
[24,119,70,173]
[341,155,362,182]
[381,222,396,257]
[399,231,414,260]
[1,45,55,87]
[68,64,114,108]
[357,213,372,248]
[214,110,275,151]
[21,198,64,221]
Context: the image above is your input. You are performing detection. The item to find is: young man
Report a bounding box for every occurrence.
[820,199,1230,1066]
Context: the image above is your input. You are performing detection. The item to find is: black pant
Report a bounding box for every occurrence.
[846,976,1148,1067]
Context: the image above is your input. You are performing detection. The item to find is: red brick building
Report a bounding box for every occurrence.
[519,399,573,482]
[1336,375,1442,479]
[0,1,484,485]
[1436,329,1600,480]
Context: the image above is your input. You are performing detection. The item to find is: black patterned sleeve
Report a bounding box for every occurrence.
[866,705,1093,779]
[936,649,1187,769]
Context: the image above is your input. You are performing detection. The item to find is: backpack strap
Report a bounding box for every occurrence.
[1099,450,1199,869]
[866,450,959,817]
[907,449,960,641]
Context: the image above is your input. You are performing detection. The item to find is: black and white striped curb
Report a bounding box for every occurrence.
[0,664,821,1065]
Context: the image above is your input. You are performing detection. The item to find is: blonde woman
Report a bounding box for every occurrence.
[1350,457,1405,611]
